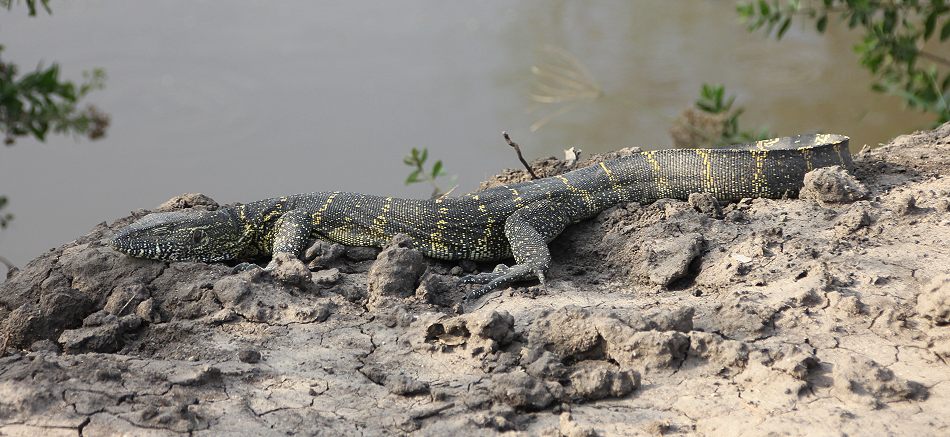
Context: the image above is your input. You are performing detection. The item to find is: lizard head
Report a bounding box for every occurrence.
[111,208,246,262]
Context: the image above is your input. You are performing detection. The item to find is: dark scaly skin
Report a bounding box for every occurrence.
[111,134,852,300]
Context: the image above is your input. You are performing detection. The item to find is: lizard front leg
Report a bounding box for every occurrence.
[462,200,569,301]
[263,208,315,270]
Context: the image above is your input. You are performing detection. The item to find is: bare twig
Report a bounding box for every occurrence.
[436,185,459,201]
[502,131,538,179]
[117,293,139,316]
[919,50,950,68]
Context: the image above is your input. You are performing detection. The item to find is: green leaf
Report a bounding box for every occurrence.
[405,169,421,185]
[777,17,791,39]
[926,12,938,39]
[816,15,828,33]
[431,160,443,178]
[758,0,770,16]
[941,21,950,41]
[737,3,754,19]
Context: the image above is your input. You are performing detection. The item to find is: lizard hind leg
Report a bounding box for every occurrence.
[461,200,567,301]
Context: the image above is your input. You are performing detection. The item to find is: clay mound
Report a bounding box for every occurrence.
[2,124,950,436]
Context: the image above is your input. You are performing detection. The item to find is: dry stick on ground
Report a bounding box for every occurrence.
[502,131,539,179]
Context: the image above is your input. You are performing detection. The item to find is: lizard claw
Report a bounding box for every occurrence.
[460,264,548,302]
[459,264,510,285]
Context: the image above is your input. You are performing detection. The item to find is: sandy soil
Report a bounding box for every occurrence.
[1,125,949,436]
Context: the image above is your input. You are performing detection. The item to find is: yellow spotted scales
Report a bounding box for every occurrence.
[111,134,851,300]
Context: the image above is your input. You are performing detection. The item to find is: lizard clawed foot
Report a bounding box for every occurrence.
[461,264,547,302]
[460,264,510,285]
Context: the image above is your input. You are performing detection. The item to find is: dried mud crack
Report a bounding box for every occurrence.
[3,125,950,435]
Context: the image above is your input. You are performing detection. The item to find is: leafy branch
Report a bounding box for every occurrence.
[738,0,950,123]
[403,147,450,198]
[1,0,109,265]
[0,45,110,145]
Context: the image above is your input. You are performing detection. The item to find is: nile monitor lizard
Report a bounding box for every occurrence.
[111,134,852,300]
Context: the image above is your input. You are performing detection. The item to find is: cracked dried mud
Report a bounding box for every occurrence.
[2,125,950,436]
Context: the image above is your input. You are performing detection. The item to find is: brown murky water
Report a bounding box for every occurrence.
[0,1,934,268]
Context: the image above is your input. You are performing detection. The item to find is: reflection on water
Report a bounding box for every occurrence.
[0,0,934,268]
[528,45,603,132]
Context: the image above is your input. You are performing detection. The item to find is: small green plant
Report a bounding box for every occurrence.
[696,83,772,144]
[403,147,449,198]
[0,45,110,145]
[671,84,771,147]
[738,0,950,123]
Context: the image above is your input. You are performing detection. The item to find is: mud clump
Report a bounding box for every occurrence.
[799,165,868,203]
[59,313,143,353]
[566,361,640,401]
[156,193,219,212]
[916,274,950,325]
[832,355,928,408]
[426,310,515,355]
[688,192,723,219]
[268,253,313,286]
[834,202,872,236]
[366,234,427,311]
[490,371,558,410]
[643,233,704,287]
